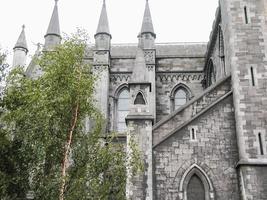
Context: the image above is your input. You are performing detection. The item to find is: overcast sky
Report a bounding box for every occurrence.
[0,0,218,64]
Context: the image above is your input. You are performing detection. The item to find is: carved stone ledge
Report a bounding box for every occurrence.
[156,72,204,82]
[110,73,132,82]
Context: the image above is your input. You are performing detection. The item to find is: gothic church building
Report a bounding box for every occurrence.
[11,0,267,199]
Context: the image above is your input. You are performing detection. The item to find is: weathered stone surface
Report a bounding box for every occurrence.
[153,76,232,146]
[22,0,267,199]
[153,95,240,200]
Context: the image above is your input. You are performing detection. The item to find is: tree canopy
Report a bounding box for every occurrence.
[0,31,142,200]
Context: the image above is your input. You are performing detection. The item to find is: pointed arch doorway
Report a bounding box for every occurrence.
[179,164,215,200]
[187,174,205,200]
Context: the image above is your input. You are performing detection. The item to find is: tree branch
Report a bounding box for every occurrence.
[59,102,79,200]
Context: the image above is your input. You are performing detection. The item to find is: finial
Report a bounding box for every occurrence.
[37,43,41,49]
[103,0,106,5]
[55,0,58,5]
[22,24,25,30]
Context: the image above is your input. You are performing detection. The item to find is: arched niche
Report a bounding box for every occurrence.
[134,92,146,105]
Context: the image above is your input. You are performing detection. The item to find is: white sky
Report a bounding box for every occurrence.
[0,0,218,64]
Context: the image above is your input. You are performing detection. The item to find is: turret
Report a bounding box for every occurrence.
[12,25,28,68]
[138,0,157,119]
[94,0,111,51]
[139,0,156,49]
[92,0,111,127]
[44,0,61,51]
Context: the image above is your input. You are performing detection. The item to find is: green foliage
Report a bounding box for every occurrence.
[0,49,9,94]
[0,32,142,200]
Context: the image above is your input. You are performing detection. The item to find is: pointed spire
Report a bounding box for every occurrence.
[95,0,110,37]
[14,25,28,53]
[25,43,42,78]
[131,48,148,82]
[45,0,61,38]
[140,0,155,37]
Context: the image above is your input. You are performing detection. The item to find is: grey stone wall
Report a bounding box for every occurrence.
[156,57,205,72]
[238,166,267,200]
[110,58,135,72]
[155,71,204,122]
[155,56,205,122]
[153,95,240,200]
[126,119,153,200]
[153,76,231,146]
[107,45,207,130]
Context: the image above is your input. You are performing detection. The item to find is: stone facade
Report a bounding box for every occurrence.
[153,94,240,200]
[11,0,267,199]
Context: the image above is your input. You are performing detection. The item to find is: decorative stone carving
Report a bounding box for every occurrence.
[156,72,204,82]
[92,65,108,71]
[144,50,155,64]
[110,73,131,82]
[146,65,154,71]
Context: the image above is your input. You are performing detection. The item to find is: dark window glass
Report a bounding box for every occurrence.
[259,133,264,155]
[251,67,255,86]
[244,6,248,24]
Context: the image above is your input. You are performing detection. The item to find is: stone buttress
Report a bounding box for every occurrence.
[126,48,154,200]
[220,0,267,199]
[139,0,156,120]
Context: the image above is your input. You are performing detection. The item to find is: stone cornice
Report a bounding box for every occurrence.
[236,159,267,168]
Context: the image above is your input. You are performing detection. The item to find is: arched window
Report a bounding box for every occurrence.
[170,83,193,111]
[134,92,146,105]
[174,89,187,110]
[171,84,192,111]
[117,89,130,133]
